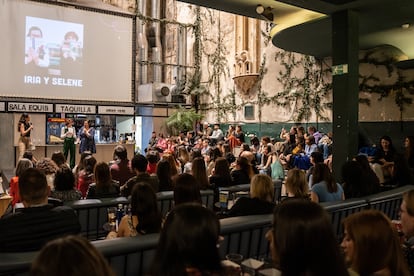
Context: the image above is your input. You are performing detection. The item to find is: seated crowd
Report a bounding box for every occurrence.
[2,123,414,275]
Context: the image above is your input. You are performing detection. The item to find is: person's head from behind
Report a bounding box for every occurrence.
[156,159,172,181]
[146,150,160,165]
[113,145,128,161]
[268,199,347,275]
[342,209,409,275]
[209,147,222,162]
[36,158,59,175]
[285,168,308,198]
[22,151,34,162]
[310,151,323,165]
[354,154,371,171]
[131,182,162,234]
[19,168,49,207]
[51,151,66,167]
[83,155,97,174]
[312,162,333,184]
[236,156,250,172]
[214,157,230,177]
[15,158,33,177]
[152,203,222,275]
[94,162,111,187]
[54,165,75,191]
[250,174,274,202]
[173,173,202,206]
[31,235,114,276]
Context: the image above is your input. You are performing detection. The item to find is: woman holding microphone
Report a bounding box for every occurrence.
[17,113,34,159]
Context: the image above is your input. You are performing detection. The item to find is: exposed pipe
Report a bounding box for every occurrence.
[175,26,187,91]
[151,0,162,83]
[136,0,148,84]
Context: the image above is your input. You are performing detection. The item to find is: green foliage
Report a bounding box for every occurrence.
[273,52,331,122]
[165,108,203,135]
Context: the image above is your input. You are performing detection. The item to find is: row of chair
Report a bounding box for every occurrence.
[0,214,272,276]
[68,190,215,240]
[1,185,412,276]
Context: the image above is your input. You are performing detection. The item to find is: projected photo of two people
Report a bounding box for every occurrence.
[24,16,83,84]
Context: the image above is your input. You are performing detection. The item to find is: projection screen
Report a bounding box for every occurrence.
[0,0,134,102]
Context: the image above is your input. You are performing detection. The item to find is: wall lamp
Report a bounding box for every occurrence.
[256,4,274,22]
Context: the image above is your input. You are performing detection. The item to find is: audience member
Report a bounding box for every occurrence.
[146,150,160,175]
[151,203,223,275]
[354,154,380,190]
[306,151,324,184]
[209,157,232,188]
[73,151,92,181]
[226,174,275,217]
[9,158,33,206]
[191,157,210,190]
[206,147,222,176]
[404,136,414,171]
[342,210,410,275]
[341,160,379,199]
[35,157,59,189]
[22,150,37,165]
[77,155,97,198]
[284,168,309,200]
[121,154,159,197]
[173,173,202,206]
[157,159,173,191]
[51,165,82,202]
[110,145,134,186]
[51,150,67,167]
[0,168,80,252]
[266,199,348,276]
[372,135,397,184]
[176,146,190,173]
[208,123,224,145]
[183,149,202,174]
[31,235,114,276]
[162,153,180,176]
[108,183,161,238]
[310,163,344,203]
[230,157,252,185]
[86,162,120,199]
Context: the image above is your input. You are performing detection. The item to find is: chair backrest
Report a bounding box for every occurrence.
[156,191,174,218]
[67,197,129,240]
[92,234,159,276]
[200,189,215,210]
[321,198,369,239]
[219,214,272,260]
[0,251,35,276]
[364,185,414,220]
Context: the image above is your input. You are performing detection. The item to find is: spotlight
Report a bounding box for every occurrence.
[256,4,274,22]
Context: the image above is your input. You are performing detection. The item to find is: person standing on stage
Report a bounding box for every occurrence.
[60,118,77,169]
[77,120,96,154]
[17,113,34,160]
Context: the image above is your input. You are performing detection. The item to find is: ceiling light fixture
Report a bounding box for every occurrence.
[401,23,410,29]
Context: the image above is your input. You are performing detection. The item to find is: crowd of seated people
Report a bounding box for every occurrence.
[4,124,414,275]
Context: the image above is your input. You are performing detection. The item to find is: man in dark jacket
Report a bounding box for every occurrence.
[0,168,80,252]
[121,154,159,197]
